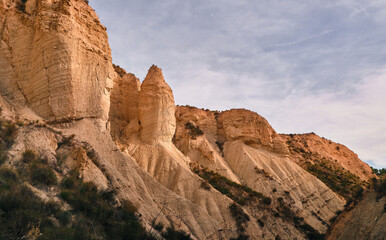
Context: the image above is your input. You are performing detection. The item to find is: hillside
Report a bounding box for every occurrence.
[0,0,383,239]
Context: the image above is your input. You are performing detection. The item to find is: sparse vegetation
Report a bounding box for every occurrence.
[22,149,37,163]
[161,227,192,240]
[229,203,250,235]
[16,0,27,13]
[0,119,17,165]
[113,64,127,77]
[372,177,386,197]
[257,219,264,227]
[21,149,58,186]
[305,160,365,200]
[29,160,58,186]
[371,167,386,176]
[184,122,204,139]
[275,197,324,240]
[0,120,17,149]
[57,134,75,148]
[285,135,367,200]
[194,167,270,206]
[58,170,156,240]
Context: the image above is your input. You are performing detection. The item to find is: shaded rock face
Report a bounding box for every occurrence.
[0,0,114,122]
[326,191,386,240]
[139,65,176,144]
[109,65,176,144]
[109,73,140,140]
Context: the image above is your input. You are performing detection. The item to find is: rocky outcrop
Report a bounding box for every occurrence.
[218,109,288,154]
[0,1,377,239]
[174,106,346,234]
[0,0,114,122]
[139,65,176,144]
[282,133,376,181]
[326,191,385,240]
[109,72,141,140]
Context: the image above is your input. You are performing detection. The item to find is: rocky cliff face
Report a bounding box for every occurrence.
[0,0,114,122]
[326,191,385,240]
[282,133,375,181]
[0,1,379,239]
[174,106,346,234]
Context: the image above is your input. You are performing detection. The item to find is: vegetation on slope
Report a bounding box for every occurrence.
[286,137,366,200]
[0,118,192,240]
[194,167,272,206]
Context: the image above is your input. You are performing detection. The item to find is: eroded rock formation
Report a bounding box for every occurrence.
[0,1,378,239]
[0,0,114,122]
[139,65,176,144]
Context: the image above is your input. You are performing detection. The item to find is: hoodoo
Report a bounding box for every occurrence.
[139,65,176,144]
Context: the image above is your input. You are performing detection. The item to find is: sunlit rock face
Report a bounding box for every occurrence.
[139,65,176,144]
[0,0,114,122]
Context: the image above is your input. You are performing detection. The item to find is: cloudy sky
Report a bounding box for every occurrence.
[90,0,386,168]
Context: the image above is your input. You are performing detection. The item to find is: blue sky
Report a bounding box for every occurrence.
[90,0,386,168]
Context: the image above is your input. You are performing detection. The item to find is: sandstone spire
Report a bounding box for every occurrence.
[139,65,176,144]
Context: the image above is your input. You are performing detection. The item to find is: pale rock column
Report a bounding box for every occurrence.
[139,65,176,144]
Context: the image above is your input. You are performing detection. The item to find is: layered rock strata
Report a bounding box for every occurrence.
[0,0,114,122]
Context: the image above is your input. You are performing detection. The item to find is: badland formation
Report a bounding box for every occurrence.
[0,0,384,239]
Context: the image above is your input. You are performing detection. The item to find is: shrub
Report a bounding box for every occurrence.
[305,161,365,200]
[257,219,264,227]
[229,203,250,233]
[184,122,204,138]
[0,120,17,148]
[194,168,270,206]
[22,149,37,163]
[59,173,153,240]
[57,134,75,148]
[161,227,192,240]
[373,178,386,197]
[151,220,164,232]
[0,180,58,239]
[16,0,27,13]
[230,234,250,240]
[262,197,272,205]
[200,181,211,190]
[29,161,58,186]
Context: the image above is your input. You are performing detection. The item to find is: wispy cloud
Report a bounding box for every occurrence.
[90,0,386,168]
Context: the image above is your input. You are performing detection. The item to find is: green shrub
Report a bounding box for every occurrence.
[230,234,250,240]
[0,120,17,148]
[257,219,264,227]
[229,203,250,233]
[57,211,72,226]
[262,197,272,205]
[184,122,204,138]
[194,168,269,206]
[0,167,19,191]
[22,149,37,163]
[0,180,57,239]
[151,220,164,232]
[57,134,75,148]
[29,161,58,186]
[306,161,364,199]
[373,178,386,197]
[59,173,154,240]
[371,167,386,176]
[161,227,192,240]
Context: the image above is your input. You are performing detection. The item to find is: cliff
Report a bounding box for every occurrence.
[0,1,381,239]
